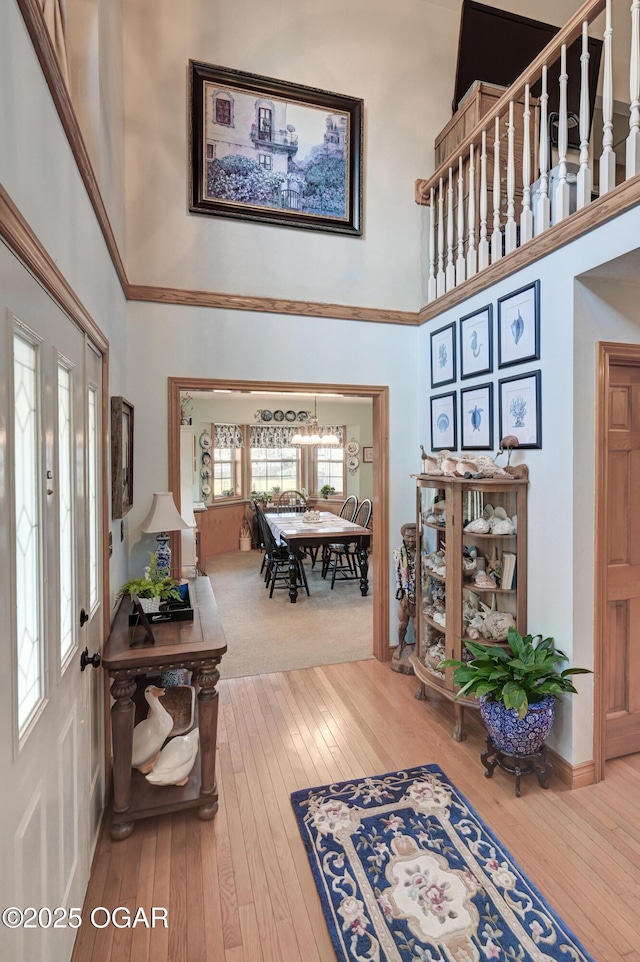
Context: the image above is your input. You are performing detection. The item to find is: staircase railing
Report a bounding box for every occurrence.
[415,0,640,305]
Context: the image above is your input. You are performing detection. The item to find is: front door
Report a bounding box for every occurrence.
[0,242,104,962]
[605,361,640,759]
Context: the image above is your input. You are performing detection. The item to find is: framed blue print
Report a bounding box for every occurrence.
[460,305,493,379]
[497,280,540,368]
[430,322,456,388]
[460,382,493,450]
[430,391,457,451]
[499,370,542,448]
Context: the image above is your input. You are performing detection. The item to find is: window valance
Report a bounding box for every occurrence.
[249,424,344,448]
[214,423,244,448]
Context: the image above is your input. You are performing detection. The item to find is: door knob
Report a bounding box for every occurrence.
[79,608,89,627]
[80,647,101,671]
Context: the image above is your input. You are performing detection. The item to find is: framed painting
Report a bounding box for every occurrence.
[499,370,542,448]
[430,322,456,388]
[189,60,363,235]
[430,391,457,451]
[111,397,134,519]
[362,446,373,463]
[460,304,493,379]
[460,382,493,450]
[497,280,540,368]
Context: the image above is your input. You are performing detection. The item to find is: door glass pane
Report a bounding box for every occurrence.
[88,386,99,609]
[58,363,74,662]
[13,333,43,731]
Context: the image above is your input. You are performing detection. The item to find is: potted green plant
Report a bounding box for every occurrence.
[319,484,335,499]
[115,552,182,612]
[440,628,591,755]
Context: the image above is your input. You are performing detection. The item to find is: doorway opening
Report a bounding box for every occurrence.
[168,377,390,662]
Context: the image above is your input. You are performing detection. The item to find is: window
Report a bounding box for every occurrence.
[57,362,75,663]
[314,445,345,496]
[206,143,214,160]
[213,446,241,498]
[88,386,99,609]
[13,329,44,733]
[258,153,272,170]
[215,96,232,125]
[258,107,272,141]
[250,446,299,494]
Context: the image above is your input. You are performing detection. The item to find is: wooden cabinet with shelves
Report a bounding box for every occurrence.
[410,470,528,741]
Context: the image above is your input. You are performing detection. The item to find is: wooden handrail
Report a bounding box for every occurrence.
[415,0,607,204]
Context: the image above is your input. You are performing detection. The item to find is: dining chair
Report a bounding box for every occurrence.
[257,503,310,598]
[322,498,372,588]
[274,490,307,513]
[313,493,359,569]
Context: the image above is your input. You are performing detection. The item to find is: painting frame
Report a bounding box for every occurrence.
[111,397,134,519]
[498,370,542,449]
[362,446,373,463]
[460,382,494,451]
[460,304,493,379]
[497,280,540,368]
[189,60,363,235]
[430,322,456,388]
[430,391,457,452]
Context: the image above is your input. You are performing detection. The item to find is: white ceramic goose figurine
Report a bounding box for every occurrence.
[131,686,173,772]
[144,728,199,787]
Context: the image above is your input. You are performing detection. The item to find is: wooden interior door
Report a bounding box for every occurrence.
[605,362,640,759]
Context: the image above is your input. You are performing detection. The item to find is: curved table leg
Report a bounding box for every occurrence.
[287,547,299,604]
[358,544,369,596]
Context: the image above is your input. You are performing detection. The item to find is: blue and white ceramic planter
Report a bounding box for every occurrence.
[480,696,555,755]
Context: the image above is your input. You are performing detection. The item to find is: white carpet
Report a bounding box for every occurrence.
[207,549,374,679]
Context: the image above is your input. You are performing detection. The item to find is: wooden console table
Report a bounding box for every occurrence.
[102,576,227,840]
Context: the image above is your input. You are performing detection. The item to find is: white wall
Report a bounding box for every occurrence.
[419,203,640,764]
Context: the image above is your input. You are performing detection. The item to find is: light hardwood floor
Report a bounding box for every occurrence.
[73,660,640,962]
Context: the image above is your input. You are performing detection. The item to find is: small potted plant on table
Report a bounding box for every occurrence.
[115,552,182,614]
[319,484,335,499]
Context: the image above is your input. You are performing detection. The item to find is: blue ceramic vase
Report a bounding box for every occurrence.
[480,696,555,755]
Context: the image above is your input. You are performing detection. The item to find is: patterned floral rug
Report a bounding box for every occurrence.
[291,765,594,962]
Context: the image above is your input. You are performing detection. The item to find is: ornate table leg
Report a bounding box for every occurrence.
[195,659,222,820]
[358,543,369,596]
[287,547,299,604]
[481,736,499,779]
[109,671,137,840]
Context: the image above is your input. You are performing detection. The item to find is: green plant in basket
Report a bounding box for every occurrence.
[115,552,181,605]
[439,627,591,720]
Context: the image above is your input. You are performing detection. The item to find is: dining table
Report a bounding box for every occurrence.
[266,511,372,603]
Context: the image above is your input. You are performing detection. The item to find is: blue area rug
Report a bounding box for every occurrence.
[291,764,594,962]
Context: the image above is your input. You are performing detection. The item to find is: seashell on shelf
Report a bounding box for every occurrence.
[464,517,490,534]
[483,503,494,518]
[455,459,478,476]
[440,458,459,476]
[492,518,515,535]
[472,455,510,478]
[493,506,508,520]
[423,456,441,474]
[474,571,497,588]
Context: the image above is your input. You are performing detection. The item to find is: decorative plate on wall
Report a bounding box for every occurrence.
[273,410,285,421]
[345,440,360,456]
[261,410,273,422]
[346,455,360,472]
[297,411,309,421]
[201,483,211,496]
[285,410,297,421]
[201,452,211,465]
[201,466,212,479]
[199,431,212,449]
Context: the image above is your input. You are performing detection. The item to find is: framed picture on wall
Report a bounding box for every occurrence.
[460,382,493,450]
[111,397,134,518]
[362,446,373,463]
[430,391,457,451]
[497,280,540,367]
[498,370,542,448]
[189,60,363,235]
[430,322,456,388]
[460,305,493,379]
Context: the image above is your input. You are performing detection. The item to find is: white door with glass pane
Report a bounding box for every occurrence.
[0,249,104,962]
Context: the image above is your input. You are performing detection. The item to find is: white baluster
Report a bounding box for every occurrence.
[437,178,445,297]
[428,187,437,302]
[577,21,592,208]
[536,64,551,234]
[467,142,477,277]
[446,168,455,291]
[491,116,502,262]
[555,44,570,223]
[521,84,533,242]
[478,130,489,270]
[627,0,640,177]
[600,0,616,195]
[505,101,517,252]
[456,157,466,285]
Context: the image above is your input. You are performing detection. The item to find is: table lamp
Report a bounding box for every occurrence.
[140,492,190,574]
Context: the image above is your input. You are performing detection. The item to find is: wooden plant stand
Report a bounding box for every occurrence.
[481,735,553,797]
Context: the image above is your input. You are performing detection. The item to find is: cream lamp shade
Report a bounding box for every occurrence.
[140,492,191,534]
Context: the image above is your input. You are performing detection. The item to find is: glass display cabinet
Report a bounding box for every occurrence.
[410,468,528,740]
